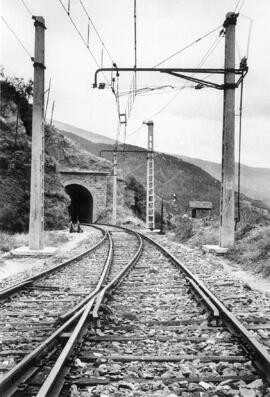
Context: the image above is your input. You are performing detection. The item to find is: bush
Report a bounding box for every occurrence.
[125,176,146,220]
[0,78,33,136]
[0,231,28,252]
[174,216,193,241]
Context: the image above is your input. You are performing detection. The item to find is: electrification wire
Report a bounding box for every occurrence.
[58,0,109,84]
[153,25,222,68]
[114,74,122,151]
[197,35,223,68]
[1,16,33,60]
[20,0,32,16]
[76,1,124,149]
[152,34,222,115]
[246,20,253,59]
[134,0,137,95]
[121,0,138,151]
[126,27,224,139]
[235,0,246,13]
[78,0,115,64]
[238,14,253,60]
[234,0,242,11]
[118,85,175,97]
[139,85,198,97]
[236,78,244,226]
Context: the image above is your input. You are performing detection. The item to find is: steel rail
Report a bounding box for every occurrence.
[37,297,96,397]
[140,231,270,381]
[34,229,143,397]
[92,229,143,318]
[0,229,113,396]
[91,223,270,380]
[0,226,107,300]
[59,231,114,322]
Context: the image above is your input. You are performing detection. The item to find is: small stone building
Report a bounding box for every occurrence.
[189,201,213,218]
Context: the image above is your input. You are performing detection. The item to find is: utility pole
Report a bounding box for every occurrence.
[144,121,155,230]
[112,152,117,224]
[29,16,46,250]
[159,198,165,235]
[220,12,237,248]
[50,100,55,127]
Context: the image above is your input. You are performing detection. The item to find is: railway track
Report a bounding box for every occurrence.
[0,225,143,396]
[147,233,270,356]
[0,226,110,377]
[0,225,269,396]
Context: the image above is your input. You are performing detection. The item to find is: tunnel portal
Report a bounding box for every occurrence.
[65,184,93,223]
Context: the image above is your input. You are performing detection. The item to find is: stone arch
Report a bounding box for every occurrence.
[60,170,109,223]
[63,180,96,223]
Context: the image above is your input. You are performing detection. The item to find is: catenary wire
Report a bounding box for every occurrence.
[126,28,223,138]
[153,25,222,68]
[123,10,222,143]
[235,0,246,13]
[78,0,115,64]
[238,14,253,59]
[19,0,32,16]
[236,78,244,225]
[58,0,110,85]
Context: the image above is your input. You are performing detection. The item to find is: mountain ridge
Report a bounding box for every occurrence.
[57,126,270,220]
[54,120,270,208]
[52,120,116,145]
[177,155,270,207]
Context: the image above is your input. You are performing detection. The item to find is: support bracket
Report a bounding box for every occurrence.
[93,66,248,91]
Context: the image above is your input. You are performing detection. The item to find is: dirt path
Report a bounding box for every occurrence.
[221,260,270,294]
[0,228,102,288]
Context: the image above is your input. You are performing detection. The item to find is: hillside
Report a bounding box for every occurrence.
[0,79,140,232]
[57,121,270,209]
[179,155,270,208]
[58,130,225,216]
[52,120,115,145]
[0,80,69,231]
[59,129,270,223]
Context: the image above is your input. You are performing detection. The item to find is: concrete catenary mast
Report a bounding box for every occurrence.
[220,12,238,248]
[29,16,46,250]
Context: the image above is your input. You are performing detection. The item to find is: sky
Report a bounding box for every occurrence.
[1,0,270,168]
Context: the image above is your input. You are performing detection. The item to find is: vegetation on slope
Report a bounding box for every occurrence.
[0,74,146,234]
[58,130,222,217]
[0,77,69,232]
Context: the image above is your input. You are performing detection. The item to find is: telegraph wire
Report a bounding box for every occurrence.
[1,16,33,60]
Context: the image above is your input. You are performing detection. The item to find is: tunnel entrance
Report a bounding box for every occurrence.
[65,184,93,223]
